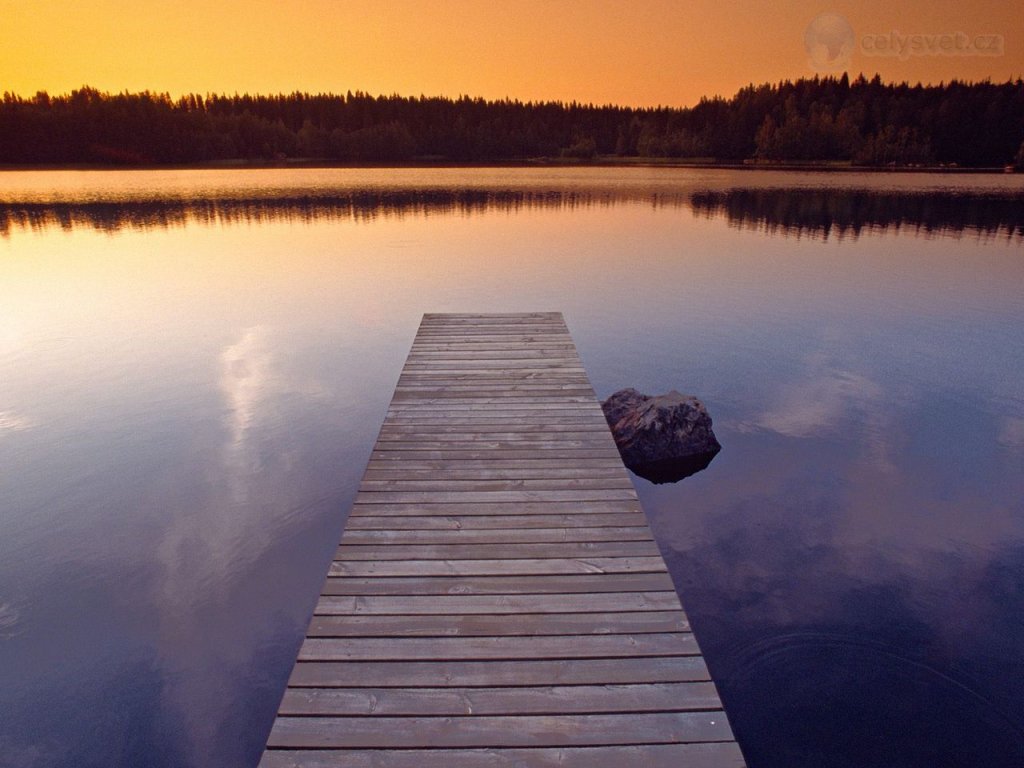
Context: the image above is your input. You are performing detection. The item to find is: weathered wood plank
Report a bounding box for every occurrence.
[414,327,571,331]
[259,743,747,768]
[313,591,682,615]
[370,449,623,461]
[341,527,653,544]
[375,432,614,443]
[393,375,594,382]
[327,557,669,577]
[419,314,564,321]
[385,399,598,411]
[298,633,697,661]
[287,656,711,687]
[393,388,597,397]
[266,712,733,748]
[344,513,647,530]
[403,360,584,368]
[362,467,630,481]
[363,451,621,462]
[386,408,601,417]
[306,611,688,636]
[414,327,569,335]
[277,682,721,716]
[404,352,580,361]
[364,457,624,468]
[380,418,611,429]
[334,541,662,560]
[357,479,634,493]
[420,311,562,317]
[320,572,676,595]
[353,490,638,504]
[412,331,571,339]
[347,500,644,516]
[379,419,609,429]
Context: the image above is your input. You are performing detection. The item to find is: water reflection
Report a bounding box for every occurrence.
[1,167,1022,240]
[652,498,1024,766]
[626,451,720,484]
[0,190,633,236]
[691,187,1024,240]
[1,167,1022,768]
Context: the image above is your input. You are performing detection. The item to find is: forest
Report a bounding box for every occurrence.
[1,75,1022,167]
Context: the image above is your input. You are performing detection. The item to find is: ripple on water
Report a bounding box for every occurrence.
[720,629,1024,768]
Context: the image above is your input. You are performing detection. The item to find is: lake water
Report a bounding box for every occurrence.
[1,167,1022,768]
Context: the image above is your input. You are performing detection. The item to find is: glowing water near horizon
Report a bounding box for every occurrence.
[1,168,1023,767]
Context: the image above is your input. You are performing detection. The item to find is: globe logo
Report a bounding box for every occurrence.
[804,12,855,71]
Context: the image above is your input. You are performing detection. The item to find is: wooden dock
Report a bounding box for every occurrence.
[260,312,744,767]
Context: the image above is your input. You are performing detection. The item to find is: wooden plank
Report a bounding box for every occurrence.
[393,383,590,392]
[383,415,603,424]
[403,358,585,366]
[362,445,623,455]
[417,320,567,325]
[347,501,644,516]
[298,633,697,661]
[412,332,572,339]
[389,402,595,409]
[266,712,733,748]
[369,449,623,461]
[337,539,659,556]
[313,592,682,615]
[375,432,613,442]
[419,314,563,321]
[416,320,567,326]
[357,479,634,492]
[396,365,588,373]
[413,328,569,335]
[404,352,580,360]
[379,421,610,431]
[380,418,612,428]
[416,319,567,325]
[362,467,630,480]
[340,527,653,544]
[396,381,592,388]
[261,313,740,767]
[259,743,747,768]
[420,311,562,317]
[334,541,662,560]
[390,392,600,401]
[277,682,721,716]
[400,368,588,376]
[305,611,688,636]
[320,572,676,595]
[364,458,625,468]
[403,350,585,360]
[398,374,590,380]
[328,557,669,577]
[287,657,711,687]
[344,514,647,529]
[352,490,638,504]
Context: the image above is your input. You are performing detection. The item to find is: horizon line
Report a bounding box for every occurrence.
[6,73,1024,113]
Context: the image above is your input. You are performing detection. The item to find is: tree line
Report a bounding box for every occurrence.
[1,75,1022,167]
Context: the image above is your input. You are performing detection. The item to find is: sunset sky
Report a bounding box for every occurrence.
[2,0,1021,107]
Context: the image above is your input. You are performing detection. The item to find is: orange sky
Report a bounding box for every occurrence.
[1,0,1021,107]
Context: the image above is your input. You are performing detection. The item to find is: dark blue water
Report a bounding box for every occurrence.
[1,167,1022,767]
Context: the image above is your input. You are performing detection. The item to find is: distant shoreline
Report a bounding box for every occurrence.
[0,157,1015,174]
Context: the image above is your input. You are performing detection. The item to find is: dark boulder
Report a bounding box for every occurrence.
[601,388,721,483]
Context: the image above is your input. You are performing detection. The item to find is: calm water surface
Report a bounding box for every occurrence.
[1,168,1023,767]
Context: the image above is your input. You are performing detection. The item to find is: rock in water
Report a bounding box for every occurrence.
[601,388,721,483]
